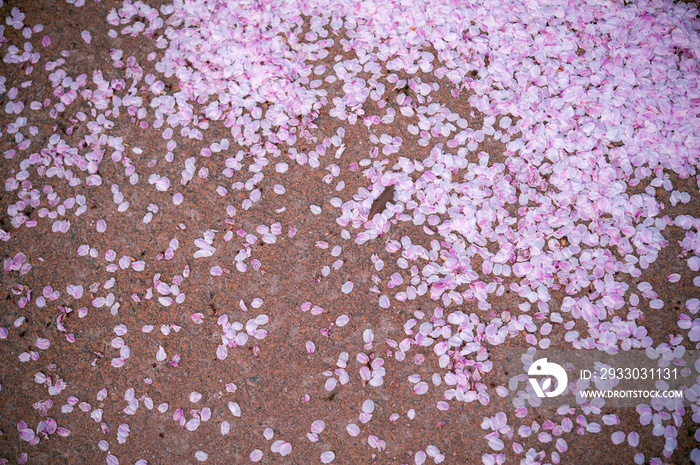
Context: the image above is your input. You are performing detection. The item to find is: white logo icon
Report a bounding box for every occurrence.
[528,358,568,398]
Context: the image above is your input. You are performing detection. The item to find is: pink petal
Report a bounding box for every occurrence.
[310,420,325,433]
[611,431,626,445]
